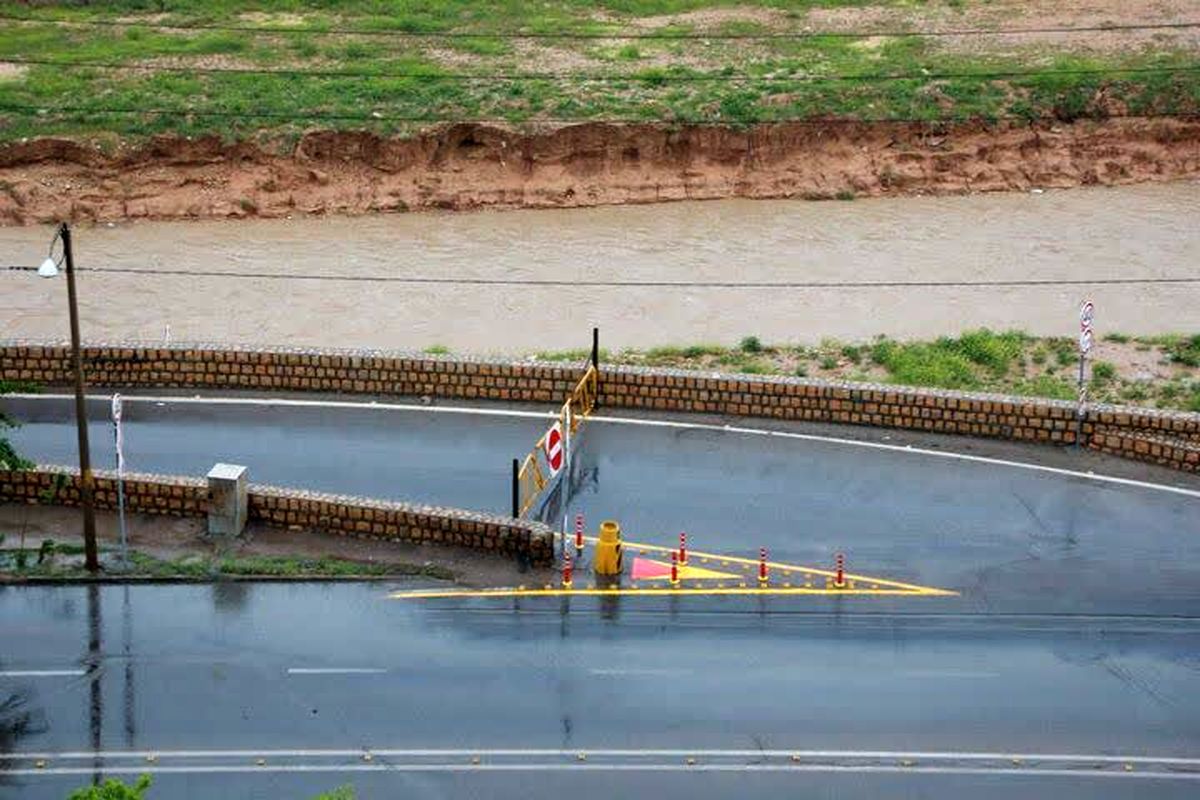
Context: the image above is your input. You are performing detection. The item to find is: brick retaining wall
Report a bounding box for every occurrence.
[0,465,555,566]
[2,341,1197,473]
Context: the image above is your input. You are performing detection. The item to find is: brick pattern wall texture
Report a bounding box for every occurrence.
[0,465,555,566]
[2,341,1197,473]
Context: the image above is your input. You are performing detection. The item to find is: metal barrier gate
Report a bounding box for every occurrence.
[514,361,598,519]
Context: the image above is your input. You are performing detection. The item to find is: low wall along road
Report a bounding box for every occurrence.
[3,341,1198,473]
[0,465,555,566]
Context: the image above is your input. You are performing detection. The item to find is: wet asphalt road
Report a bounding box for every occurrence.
[2,584,1199,799]
[3,394,1200,798]
[5,394,1200,616]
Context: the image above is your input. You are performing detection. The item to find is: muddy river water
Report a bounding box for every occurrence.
[2,182,1197,352]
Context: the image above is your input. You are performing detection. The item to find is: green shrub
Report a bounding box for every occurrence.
[948,329,1026,374]
[739,336,763,354]
[68,774,152,799]
[1103,332,1131,344]
[1165,334,1200,367]
[1011,375,1076,401]
[1090,361,1117,383]
[794,365,808,377]
[840,345,863,364]
[819,355,838,370]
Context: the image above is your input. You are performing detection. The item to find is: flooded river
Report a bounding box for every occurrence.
[2,182,1197,353]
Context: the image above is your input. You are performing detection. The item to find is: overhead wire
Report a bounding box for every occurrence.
[4,265,1199,288]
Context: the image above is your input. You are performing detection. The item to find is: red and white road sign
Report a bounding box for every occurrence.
[1079,300,1095,329]
[543,421,564,476]
[1079,328,1094,355]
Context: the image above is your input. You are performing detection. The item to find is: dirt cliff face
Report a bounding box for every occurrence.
[0,118,1197,224]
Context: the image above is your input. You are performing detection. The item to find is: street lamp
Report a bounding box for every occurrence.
[40,222,99,573]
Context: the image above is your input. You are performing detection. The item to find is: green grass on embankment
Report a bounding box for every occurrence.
[535,330,1200,412]
[0,1,1196,142]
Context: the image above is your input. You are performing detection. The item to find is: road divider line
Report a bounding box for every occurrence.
[11,393,1197,498]
[285,668,387,675]
[5,764,1198,780]
[6,748,1199,765]
[0,669,86,677]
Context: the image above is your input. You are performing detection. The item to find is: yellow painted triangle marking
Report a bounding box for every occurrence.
[636,559,740,581]
[388,533,957,601]
[604,535,954,597]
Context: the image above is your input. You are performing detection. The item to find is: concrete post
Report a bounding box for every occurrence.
[207,463,248,537]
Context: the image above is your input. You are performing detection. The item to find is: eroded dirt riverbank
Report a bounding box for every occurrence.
[2,117,1199,225]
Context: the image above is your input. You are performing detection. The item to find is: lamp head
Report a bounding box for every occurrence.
[38,257,59,278]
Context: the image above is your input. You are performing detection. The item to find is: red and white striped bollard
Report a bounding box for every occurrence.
[834,552,846,588]
[562,550,573,589]
[670,551,680,587]
[758,547,768,586]
[574,513,584,552]
[678,532,688,565]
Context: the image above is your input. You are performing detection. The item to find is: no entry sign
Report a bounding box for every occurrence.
[543,421,564,476]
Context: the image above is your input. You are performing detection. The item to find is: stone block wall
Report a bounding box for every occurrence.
[0,465,207,516]
[0,465,555,566]
[2,341,1198,473]
[248,485,553,564]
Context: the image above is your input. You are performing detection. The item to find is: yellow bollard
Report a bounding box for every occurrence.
[593,520,623,576]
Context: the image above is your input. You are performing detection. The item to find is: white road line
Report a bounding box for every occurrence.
[900,670,1001,679]
[589,415,1200,500]
[4,764,1198,780]
[13,393,555,420]
[285,668,387,675]
[587,668,693,676]
[5,749,1199,766]
[0,669,86,678]
[11,393,1199,499]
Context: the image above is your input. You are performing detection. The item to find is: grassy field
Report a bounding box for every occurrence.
[537,330,1200,412]
[0,0,1196,141]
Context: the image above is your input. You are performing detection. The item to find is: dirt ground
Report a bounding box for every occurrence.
[0,504,552,588]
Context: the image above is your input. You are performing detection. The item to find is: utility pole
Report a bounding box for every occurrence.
[61,224,99,572]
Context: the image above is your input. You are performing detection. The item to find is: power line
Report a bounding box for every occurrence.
[0,12,1198,40]
[5,264,1199,288]
[2,103,1192,125]
[5,56,1198,83]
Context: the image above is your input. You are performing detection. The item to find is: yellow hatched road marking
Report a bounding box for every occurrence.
[388,534,956,601]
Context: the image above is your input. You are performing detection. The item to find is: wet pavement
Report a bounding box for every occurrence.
[3,394,1199,798]
[2,583,1199,798]
[5,393,1200,617]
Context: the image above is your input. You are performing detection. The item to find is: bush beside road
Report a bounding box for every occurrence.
[535,330,1200,413]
